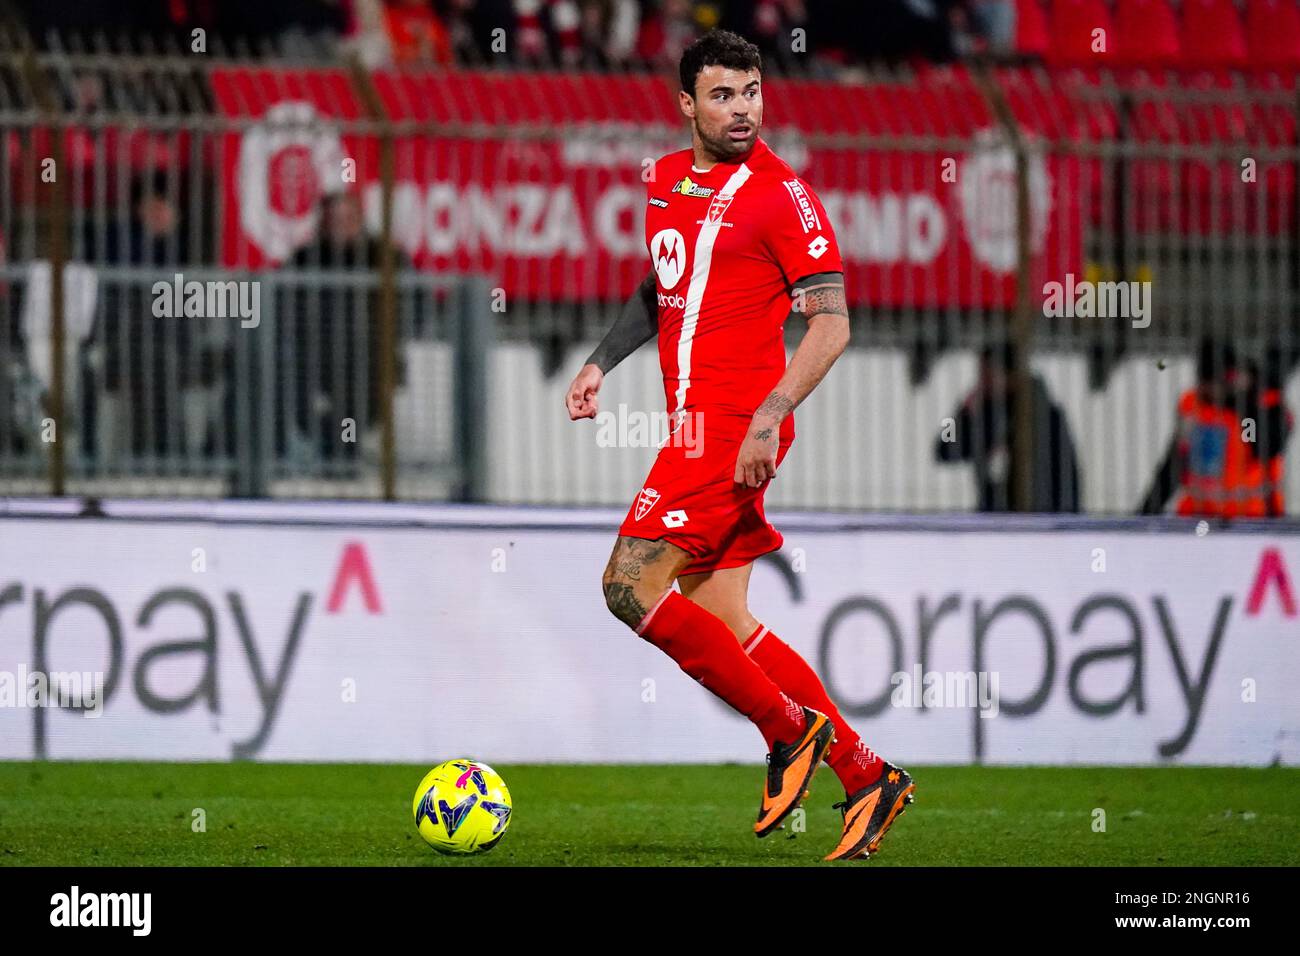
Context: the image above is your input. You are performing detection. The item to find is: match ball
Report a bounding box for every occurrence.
[412,759,513,854]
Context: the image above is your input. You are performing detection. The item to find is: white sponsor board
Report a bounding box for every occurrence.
[0,505,1296,765]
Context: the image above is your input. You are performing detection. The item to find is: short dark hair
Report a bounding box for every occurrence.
[679,30,762,98]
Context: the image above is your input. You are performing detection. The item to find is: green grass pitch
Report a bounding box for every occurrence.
[1,763,1297,866]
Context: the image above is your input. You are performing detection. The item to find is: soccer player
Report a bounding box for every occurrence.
[565,30,914,861]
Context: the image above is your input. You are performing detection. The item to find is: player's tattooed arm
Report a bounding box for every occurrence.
[750,393,795,440]
[584,270,659,374]
[790,271,849,321]
[754,271,850,425]
[735,274,850,487]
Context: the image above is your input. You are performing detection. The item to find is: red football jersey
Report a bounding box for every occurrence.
[645,135,844,443]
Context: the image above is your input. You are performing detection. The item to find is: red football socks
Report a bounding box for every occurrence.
[636,590,806,750]
[742,624,885,793]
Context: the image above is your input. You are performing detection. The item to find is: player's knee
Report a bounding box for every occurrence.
[600,556,655,632]
[601,564,651,629]
[601,536,685,629]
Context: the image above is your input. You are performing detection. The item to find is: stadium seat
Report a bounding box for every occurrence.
[1245,0,1300,69]
[1016,0,1051,58]
[1046,0,1117,66]
[1114,0,1181,66]
[1181,0,1248,68]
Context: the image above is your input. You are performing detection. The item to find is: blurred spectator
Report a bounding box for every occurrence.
[514,0,552,61]
[0,226,36,458]
[721,0,809,71]
[1139,337,1294,518]
[977,0,1024,53]
[280,191,408,469]
[595,0,642,66]
[935,341,1082,512]
[11,0,1034,69]
[349,0,446,65]
[381,0,454,63]
[636,0,700,67]
[555,0,642,68]
[1256,346,1297,514]
[450,0,522,64]
[83,171,220,464]
[85,171,187,266]
[941,0,1009,57]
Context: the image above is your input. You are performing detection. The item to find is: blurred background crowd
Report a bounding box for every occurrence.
[13,0,1300,73]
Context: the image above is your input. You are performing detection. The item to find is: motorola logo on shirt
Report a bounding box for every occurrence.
[650,228,686,289]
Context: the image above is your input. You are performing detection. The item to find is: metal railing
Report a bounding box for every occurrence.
[0,29,1296,514]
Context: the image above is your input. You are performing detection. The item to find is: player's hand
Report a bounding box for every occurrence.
[734,417,780,488]
[565,363,604,420]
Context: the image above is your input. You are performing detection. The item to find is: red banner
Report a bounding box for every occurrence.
[213,66,1090,306]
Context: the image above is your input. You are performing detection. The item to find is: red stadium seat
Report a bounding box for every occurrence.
[1047,0,1117,66]
[1114,0,1181,66]
[1016,0,1051,58]
[1245,0,1300,69]
[1181,0,1248,68]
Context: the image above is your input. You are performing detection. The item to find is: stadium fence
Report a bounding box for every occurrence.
[0,30,1296,513]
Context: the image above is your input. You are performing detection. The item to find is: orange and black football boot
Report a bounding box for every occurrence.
[754,706,835,838]
[824,762,915,861]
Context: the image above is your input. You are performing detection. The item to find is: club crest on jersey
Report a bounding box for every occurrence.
[635,487,661,520]
[707,193,734,223]
[672,176,715,198]
[650,228,686,289]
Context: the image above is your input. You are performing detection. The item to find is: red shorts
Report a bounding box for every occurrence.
[617,423,793,575]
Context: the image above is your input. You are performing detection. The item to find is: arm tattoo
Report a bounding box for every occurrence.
[585,271,659,374]
[791,271,848,320]
[754,391,795,425]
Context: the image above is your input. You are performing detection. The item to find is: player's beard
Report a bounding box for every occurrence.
[696,117,757,164]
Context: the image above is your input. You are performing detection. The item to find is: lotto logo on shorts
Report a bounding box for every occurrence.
[661,510,689,528]
[635,487,661,520]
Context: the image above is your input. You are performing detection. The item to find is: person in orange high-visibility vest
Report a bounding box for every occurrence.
[1251,346,1296,516]
[1140,338,1293,518]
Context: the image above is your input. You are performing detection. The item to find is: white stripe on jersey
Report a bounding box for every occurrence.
[671,163,755,425]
